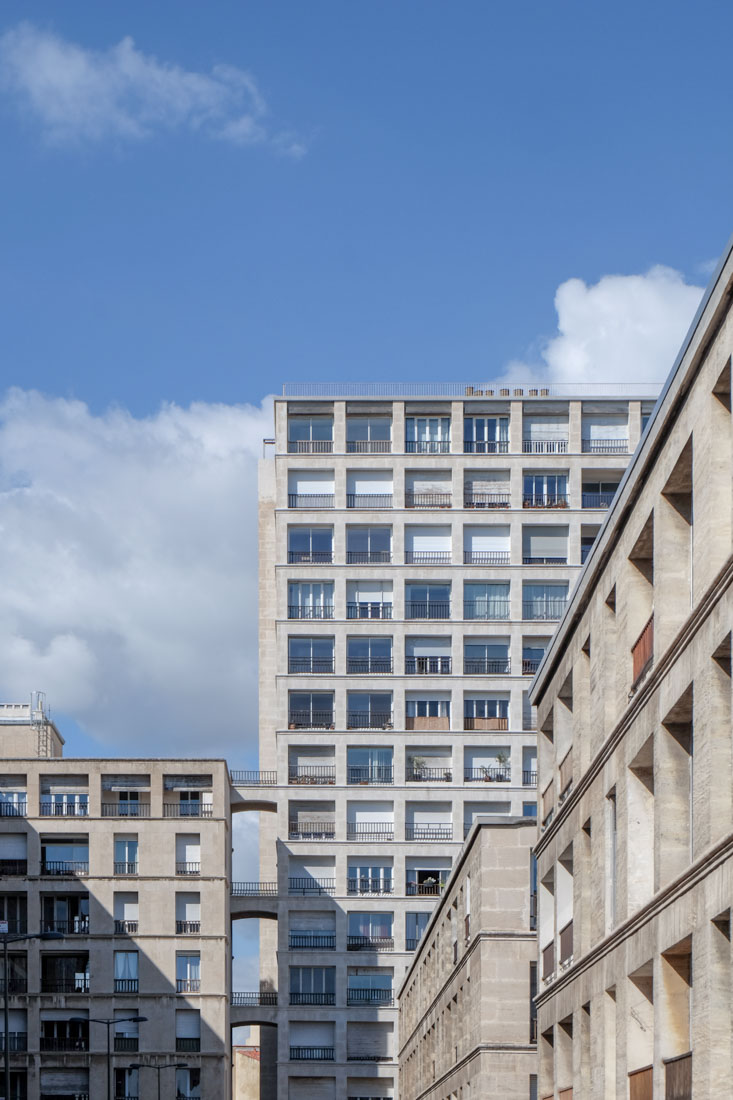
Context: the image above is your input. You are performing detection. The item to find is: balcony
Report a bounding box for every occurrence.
[463,492,510,508]
[346,936,394,952]
[522,495,569,509]
[288,821,335,840]
[463,716,508,730]
[405,655,451,675]
[40,802,89,817]
[463,440,508,454]
[346,712,393,730]
[0,801,26,817]
[233,881,279,896]
[288,657,336,674]
[404,551,451,565]
[347,767,394,785]
[114,978,139,993]
[290,992,335,1005]
[288,494,335,509]
[347,494,393,509]
[0,860,27,876]
[176,920,201,934]
[347,988,394,1005]
[288,604,334,620]
[346,440,391,453]
[405,492,452,509]
[463,600,510,621]
[464,658,510,674]
[405,440,450,454]
[290,1047,335,1061]
[288,711,335,730]
[43,918,89,935]
[41,977,90,994]
[115,920,138,934]
[287,550,333,564]
[631,614,654,687]
[405,602,450,620]
[405,823,452,841]
[523,770,538,786]
[523,555,567,565]
[559,749,573,801]
[175,862,200,875]
[346,658,393,674]
[232,991,277,1006]
[288,766,336,785]
[523,601,566,621]
[176,1037,201,1052]
[463,550,510,565]
[176,978,201,993]
[40,1036,89,1052]
[41,861,89,876]
[406,880,443,896]
[230,769,278,785]
[347,879,393,895]
[101,803,151,818]
[289,933,335,950]
[405,715,450,731]
[582,438,628,453]
[522,439,568,454]
[406,766,452,782]
[346,550,391,564]
[559,919,573,966]
[581,491,617,508]
[522,658,541,674]
[287,440,333,454]
[114,1036,139,1052]
[347,823,394,841]
[114,862,138,876]
[464,767,510,782]
[347,601,392,620]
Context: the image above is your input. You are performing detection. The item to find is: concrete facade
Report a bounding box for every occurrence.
[530,237,733,1099]
[254,383,657,1099]
[0,702,232,1100]
[398,816,537,1100]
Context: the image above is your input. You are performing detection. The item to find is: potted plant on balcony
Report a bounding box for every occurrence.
[410,756,427,780]
[495,749,510,781]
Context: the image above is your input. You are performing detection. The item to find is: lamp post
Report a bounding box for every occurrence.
[1,928,64,1100]
[73,1015,147,1100]
[129,1061,189,1100]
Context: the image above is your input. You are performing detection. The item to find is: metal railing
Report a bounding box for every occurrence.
[346,550,391,564]
[522,495,569,508]
[347,988,394,1005]
[405,440,450,453]
[176,978,201,993]
[40,1036,89,1052]
[101,802,151,817]
[347,879,393,895]
[0,801,26,817]
[232,881,278,896]
[522,658,541,674]
[464,657,510,674]
[523,556,567,565]
[230,769,278,785]
[464,767,511,782]
[41,860,88,876]
[346,439,391,453]
[114,1036,139,1052]
[406,766,452,782]
[232,991,277,1006]
[522,439,568,453]
[114,919,138,934]
[114,862,138,876]
[463,550,510,564]
[288,766,336,784]
[288,494,334,509]
[346,657,393,674]
[285,381,659,396]
[347,601,392,619]
[463,600,510,620]
[346,712,393,729]
[405,823,452,840]
[41,977,90,993]
[346,494,393,509]
[405,602,450,619]
[405,551,451,564]
[582,438,628,453]
[346,936,394,952]
[176,1037,201,1052]
[287,711,335,729]
[463,492,510,507]
[288,821,336,840]
[290,1046,334,1060]
[347,823,394,840]
[523,770,538,786]
[0,860,27,876]
[114,978,139,993]
[581,491,617,508]
[405,655,451,674]
[289,879,333,895]
[288,604,334,619]
[175,862,200,875]
[176,921,201,934]
[347,766,394,784]
[288,657,335,674]
[39,801,89,817]
[406,881,444,896]
[523,601,567,620]
[463,440,509,454]
[405,492,452,508]
[289,933,335,950]
[287,550,333,564]
[287,440,333,453]
[0,978,27,994]
[290,992,334,1005]
[631,614,654,686]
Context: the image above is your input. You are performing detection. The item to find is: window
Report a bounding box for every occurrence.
[347,912,393,948]
[405,416,450,453]
[523,472,568,507]
[41,840,89,875]
[582,480,620,508]
[463,415,509,453]
[346,525,391,564]
[176,1067,201,1099]
[287,527,333,564]
[581,412,628,452]
[288,636,335,674]
[522,643,546,675]
[114,1012,140,1053]
[346,416,391,452]
[522,414,568,453]
[288,470,335,508]
[346,693,392,729]
[406,636,451,675]
[522,583,568,620]
[406,698,450,717]
[289,966,335,1004]
[464,697,509,725]
[406,911,430,950]
[115,1068,139,1099]
[346,636,392,674]
[176,953,201,993]
[463,581,510,620]
[347,863,393,894]
[288,581,334,620]
[40,791,89,817]
[288,692,335,729]
[346,580,392,619]
[405,583,450,619]
[464,641,510,675]
[347,747,393,784]
[347,969,393,1004]
[0,789,26,817]
[176,1009,201,1052]
[175,835,200,876]
[288,416,333,453]
[42,894,88,935]
[0,895,26,934]
[176,892,201,934]
[113,892,138,934]
[113,951,138,993]
[405,525,451,564]
[114,836,138,875]
[346,470,393,507]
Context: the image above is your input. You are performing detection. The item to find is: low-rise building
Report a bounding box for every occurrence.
[530,236,733,1098]
[398,816,537,1100]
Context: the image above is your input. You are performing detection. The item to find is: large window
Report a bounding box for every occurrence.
[113,951,138,993]
[288,692,335,729]
[287,527,333,564]
[346,417,391,453]
[288,636,335,674]
[463,582,510,620]
[347,970,393,1004]
[347,747,393,784]
[405,416,450,453]
[348,863,393,894]
[346,636,392,674]
[287,416,333,453]
[464,415,509,453]
[288,582,334,620]
[464,641,510,675]
[176,954,200,993]
[346,526,391,564]
[522,583,568,620]
[113,837,138,875]
[346,580,392,620]
[406,911,430,950]
[289,966,335,1005]
[346,693,392,729]
[406,698,450,718]
[405,583,450,619]
[523,473,568,507]
[347,912,393,948]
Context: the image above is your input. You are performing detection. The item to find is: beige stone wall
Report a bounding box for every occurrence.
[233,1044,261,1099]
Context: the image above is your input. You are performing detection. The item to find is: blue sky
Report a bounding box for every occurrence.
[0,1,730,414]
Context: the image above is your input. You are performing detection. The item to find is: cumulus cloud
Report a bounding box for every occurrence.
[503,265,704,385]
[0,22,305,154]
[0,389,274,757]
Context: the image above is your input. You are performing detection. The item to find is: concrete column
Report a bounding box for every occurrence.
[450,401,463,454]
[569,400,583,453]
[628,401,642,450]
[274,400,287,453]
[509,401,523,453]
[392,401,406,454]
[333,400,346,453]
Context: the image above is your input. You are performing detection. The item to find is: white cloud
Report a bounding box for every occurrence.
[0,389,274,757]
[503,265,704,385]
[0,22,304,154]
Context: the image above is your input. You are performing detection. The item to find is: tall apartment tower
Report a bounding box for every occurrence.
[255,383,658,1100]
[0,700,233,1100]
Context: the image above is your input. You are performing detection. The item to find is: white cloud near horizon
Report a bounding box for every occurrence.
[0,389,273,757]
[503,265,704,385]
[0,22,305,154]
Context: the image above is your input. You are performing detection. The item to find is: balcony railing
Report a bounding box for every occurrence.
[346,658,393,674]
[347,601,392,619]
[463,492,510,508]
[406,938,421,951]
[347,823,394,840]
[288,604,334,619]
[0,978,27,994]
[405,551,451,566]
[346,936,394,952]
[232,881,278,896]
[289,933,335,950]
[288,658,335,674]
[347,879,393,895]
[288,766,336,785]
[347,988,394,1005]
[288,494,334,509]
[405,602,450,619]
[114,919,138,934]
[463,550,510,565]
[581,491,617,508]
[232,991,278,1006]
[559,919,573,965]
[405,492,452,508]
[0,860,27,876]
[405,823,452,840]
[522,439,568,453]
[523,556,567,565]
[559,750,573,800]
[41,861,88,876]
[101,802,151,817]
[288,821,336,840]
[0,801,26,817]
[114,1036,139,1052]
[40,1036,89,1052]
[523,601,567,621]
[542,940,555,980]
[287,550,333,564]
[464,767,510,782]
[346,550,391,564]
[346,439,391,453]
[288,877,335,895]
[290,991,335,1005]
[347,494,393,509]
[405,655,451,675]
[463,600,510,620]
[290,1046,334,1061]
[114,862,138,876]
[347,766,394,784]
[464,658,510,674]
[406,766,452,782]
[287,440,333,453]
[463,716,508,730]
[346,712,393,730]
[114,978,139,993]
[176,978,201,993]
[176,921,201,934]
[405,440,450,453]
[6,1032,27,1051]
[41,977,90,994]
[288,711,335,730]
[230,769,278,785]
[175,862,200,875]
[176,1037,201,1052]
[522,658,541,674]
[406,880,444,896]
[522,495,569,509]
[43,918,89,935]
[40,802,89,817]
[631,614,654,686]
[463,440,508,454]
[582,438,628,453]
[523,770,538,786]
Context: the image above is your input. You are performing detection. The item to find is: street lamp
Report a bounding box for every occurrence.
[72,1015,147,1100]
[129,1061,189,1100]
[1,928,64,1100]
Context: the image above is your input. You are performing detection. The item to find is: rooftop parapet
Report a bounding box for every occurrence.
[281,381,662,399]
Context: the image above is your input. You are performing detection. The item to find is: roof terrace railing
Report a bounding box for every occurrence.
[283,382,661,397]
